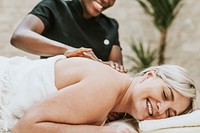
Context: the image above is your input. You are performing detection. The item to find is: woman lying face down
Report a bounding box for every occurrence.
[0,55,196,133]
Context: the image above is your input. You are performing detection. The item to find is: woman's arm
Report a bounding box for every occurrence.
[13,120,137,133]
[10,14,77,56]
[12,80,116,133]
[13,121,112,133]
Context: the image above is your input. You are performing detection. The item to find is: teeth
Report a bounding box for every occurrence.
[94,1,103,9]
[147,100,153,115]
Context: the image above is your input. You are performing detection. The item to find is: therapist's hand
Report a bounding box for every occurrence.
[64,47,93,58]
[82,52,128,73]
[103,61,128,73]
[65,48,128,73]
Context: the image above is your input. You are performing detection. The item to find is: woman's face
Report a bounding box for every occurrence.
[79,0,116,19]
[130,72,191,121]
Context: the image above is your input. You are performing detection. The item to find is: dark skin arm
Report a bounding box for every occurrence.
[10,14,77,56]
[109,45,123,65]
[107,45,128,73]
[11,14,123,63]
[11,14,126,72]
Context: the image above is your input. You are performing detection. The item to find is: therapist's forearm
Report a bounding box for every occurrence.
[11,29,77,56]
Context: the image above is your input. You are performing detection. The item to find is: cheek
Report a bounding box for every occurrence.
[103,0,115,10]
[110,0,116,5]
[132,87,145,99]
[174,93,191,114]
[133,84,152,97]
[107,1,115,8]
[133,78,163,100]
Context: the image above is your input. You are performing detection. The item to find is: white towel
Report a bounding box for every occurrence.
[139,110,200,131]
[0,55,66,132]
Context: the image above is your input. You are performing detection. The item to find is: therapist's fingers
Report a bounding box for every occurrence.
[83,51,102,62]
[119,64,128,73]
[64,47,92,58]
[103,61,128,73]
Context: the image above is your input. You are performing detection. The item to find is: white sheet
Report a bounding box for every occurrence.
[141,126,200,133]
[105,110,200,133]
[139,110,200,131]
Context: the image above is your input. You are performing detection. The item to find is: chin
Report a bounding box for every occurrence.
[133,113,148,121]
[84,10,100,18]
[135,117,143,121]
[131,113,143,121]
[90,10,101,17]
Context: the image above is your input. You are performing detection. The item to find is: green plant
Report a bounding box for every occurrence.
[137,0,182,64]
[126,39,157,73]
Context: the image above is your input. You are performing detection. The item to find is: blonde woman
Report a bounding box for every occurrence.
[0,53,197,133]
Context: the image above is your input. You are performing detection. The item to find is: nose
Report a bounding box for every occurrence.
[156,101,171,117]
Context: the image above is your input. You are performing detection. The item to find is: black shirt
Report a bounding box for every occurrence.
[29,0,120,61]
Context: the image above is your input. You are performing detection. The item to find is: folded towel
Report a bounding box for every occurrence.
[139,110,200,131]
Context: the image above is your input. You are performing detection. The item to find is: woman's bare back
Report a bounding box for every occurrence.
[50,57,132,124]
[54,57,130,91]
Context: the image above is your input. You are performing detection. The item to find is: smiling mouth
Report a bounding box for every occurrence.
[93,1,103,11]
[147,99,153,116]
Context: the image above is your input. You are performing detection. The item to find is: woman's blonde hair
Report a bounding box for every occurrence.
[136,64,197,113]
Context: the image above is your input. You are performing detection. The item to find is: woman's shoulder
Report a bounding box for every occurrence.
[57,57,129,79]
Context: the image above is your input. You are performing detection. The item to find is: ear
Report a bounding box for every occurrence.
[140,70,157,84]
[145,70,157,78]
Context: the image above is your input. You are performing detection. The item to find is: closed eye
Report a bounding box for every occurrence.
[163,90,168,100]
[167,109,171,117]
[167,108,176,118]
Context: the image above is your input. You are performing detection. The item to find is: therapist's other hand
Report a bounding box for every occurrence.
[103,61,128,73]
